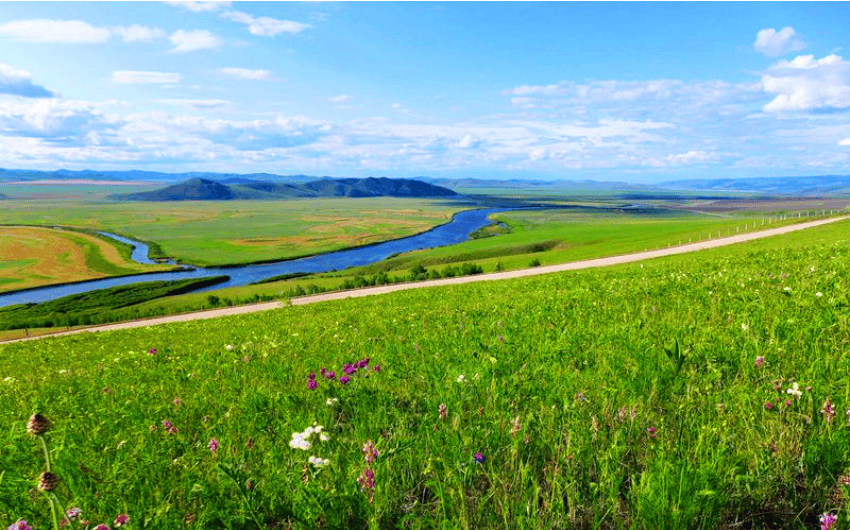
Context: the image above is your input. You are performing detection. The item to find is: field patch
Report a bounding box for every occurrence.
[0,226,172,293]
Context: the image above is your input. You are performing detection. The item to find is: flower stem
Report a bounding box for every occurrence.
[38,435,52,472]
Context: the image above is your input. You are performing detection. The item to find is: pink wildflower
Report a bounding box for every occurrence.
[755,356,765,368]
[114,514,129,527]
[820,512,837,530]
[208,437,219,455]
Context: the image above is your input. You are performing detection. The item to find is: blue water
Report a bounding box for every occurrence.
[0,208,509,308]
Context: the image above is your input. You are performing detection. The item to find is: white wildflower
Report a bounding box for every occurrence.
[224,344,234,351]
[816,292,823,298]
[320,433,330,442]
[308,456,329,467]
[457,374,466,383]
[787,382,802,399]
[289,434,311,451]
[325,398,339,406]
[784,287,792,292]
[741,323,749,331]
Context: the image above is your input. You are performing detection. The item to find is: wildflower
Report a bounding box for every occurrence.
[457,374,465,383]
[339,375,351,385]
[7,520,31,530]
[816,292,823,298]
[308,379,318,390]
[765,402,774,410]
[66,508,82,519]
[362,440,378,464]
[308,373,316,380]
[320,433,329,442]
[320,367,327,376]
[576,392,586,402]
[308,456,329,468]
[821,398,836,423]
[820,512,837,530]
[755,356,765,368]
[786,382,802,399]
[289,432,311,450]
[474,452,486,463]
[647,427,657,438]
[208,437,219,455]
[114,514,129,527]
[163,419,178,434]
[27,413,51,435]
[94,525,110,530]
[102,387,113,395]
[38,471,59,491]
[326,398,339,406]
[148,348,157,355]
[785,400,792,407]
[374,364,381,372]
[741,323,749,331]
[838,475,850,486]
[173,397,182,406]
[438,403,447,420]
[325,371,335,379]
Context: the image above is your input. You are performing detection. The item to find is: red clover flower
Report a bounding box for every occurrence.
[474,452,485,463]
[94,525,110,530]
[339,375,351,385]
[148,348,157,355]
[648,427,657,438]
[7,520,31,530]
[820,512,837,530]
[362,440,378,463]
[821,398,836,423]
[438,403,447,420]
[755,356,765,368]
[66,508,81,519]
[308,379,318,390]
[208,437,219,455]
[114,514,129,527]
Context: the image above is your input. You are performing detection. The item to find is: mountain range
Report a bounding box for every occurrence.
[111,177,458,201]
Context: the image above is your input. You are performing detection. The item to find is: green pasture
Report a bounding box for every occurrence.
[1,219,849,529]
[0,197,463,267]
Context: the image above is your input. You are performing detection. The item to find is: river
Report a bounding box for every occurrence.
[0,208,511,308]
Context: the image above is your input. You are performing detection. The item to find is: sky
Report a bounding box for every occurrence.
[0,1,848,183]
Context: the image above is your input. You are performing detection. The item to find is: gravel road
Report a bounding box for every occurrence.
[5,215,846,344]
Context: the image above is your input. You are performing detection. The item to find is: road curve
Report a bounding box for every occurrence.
[5,215,847,344]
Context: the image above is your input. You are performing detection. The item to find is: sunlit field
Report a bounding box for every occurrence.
[2,219,849,529]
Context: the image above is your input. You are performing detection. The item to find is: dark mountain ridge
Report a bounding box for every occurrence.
[111,177,458,201]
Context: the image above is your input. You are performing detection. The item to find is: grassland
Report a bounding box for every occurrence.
[0,196,463,267]
[0,226,173,293]
[1,219,849,528]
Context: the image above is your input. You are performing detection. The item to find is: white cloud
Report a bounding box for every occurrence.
[221,10,310,37]
[218,67,272,81]
[331,94,352,104]
[754,27,806,58]
[156,99,232,110]
[839,138,850,146]
[0,98,119,141]
[0,19,112,43]
[0,63,58,98]
[165,1,231,12]
[762,54,850,112]
[111,71,181,85]
[169,29,222,53]
[112,25,165,43]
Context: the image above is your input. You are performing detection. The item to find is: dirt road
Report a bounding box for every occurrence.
[5,215,847,344]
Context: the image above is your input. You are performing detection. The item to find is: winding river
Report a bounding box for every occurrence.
[0,208,511,308]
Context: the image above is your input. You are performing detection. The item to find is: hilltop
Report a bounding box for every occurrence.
[111,177,458,201]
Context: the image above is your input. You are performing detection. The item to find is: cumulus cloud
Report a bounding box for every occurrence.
[0,63,58,98]
[762,54,850,112]
[156,99,232,110]
[840,138,850,146]
[754,27,806,58]
[0,19,112,43]
[169,29,222,53]
[0,98,120,142]
[221,10,310,36]
[112,25,166,43]
[111,71,181,84]
[165,1,231,12]
[218,67,272,80]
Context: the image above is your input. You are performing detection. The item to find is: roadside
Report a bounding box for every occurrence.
[4,215,847,344]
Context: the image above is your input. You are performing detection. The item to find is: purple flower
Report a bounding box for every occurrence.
[148,348,157,355]
[325,371,335,379]
[374,364,381,372]
[755,356,764,368]
[438,403,447,420]
[785,399,792,407]
[308,372,316,380]
[474,452,485,463]
[208,437,219,454]
[764,402,774,410]
[94,525,110,530]
[114,514,129,527]
[320,367,326,376]
[7,520,31,530]
[362,440,378,464]
[647,427,657,438]
[822,398,836,423]
[339,375,351,385]
[820,512,837,530]
[308,379,318,390]
[358,467,375,490]
[66,508,82,519]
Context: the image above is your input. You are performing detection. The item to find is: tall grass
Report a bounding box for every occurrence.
[1,220,849,529]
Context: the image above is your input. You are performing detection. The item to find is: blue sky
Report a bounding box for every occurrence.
[0,1,848,182]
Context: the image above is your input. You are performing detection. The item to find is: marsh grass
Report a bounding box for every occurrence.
[1,220,849,528]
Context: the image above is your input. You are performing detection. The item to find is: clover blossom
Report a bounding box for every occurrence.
[474,452,486,463]
[786,382,802,399]
[114,514,129,527]
[362,440,378,464]
[820,512,837,530]
[339,375,351,385]
[208,437,219,455]
[755,356,765,368]
[821,398,836,424]
[308,456,329,468]
[7,520,31,530]
[308,379,318,390]
[66,508,82,519]
[439,403,447,420]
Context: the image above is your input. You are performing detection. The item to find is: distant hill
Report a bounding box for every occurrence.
[0,168,319,184]
[111,177,458,201]
[659,175,850,196]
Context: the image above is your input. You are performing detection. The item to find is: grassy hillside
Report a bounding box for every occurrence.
[1,220,849,528]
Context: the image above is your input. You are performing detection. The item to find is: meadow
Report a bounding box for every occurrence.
[0,226,173,293]
[2,218,849,529]
[0,196,463,267]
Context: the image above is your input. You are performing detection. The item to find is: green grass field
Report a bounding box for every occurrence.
[2,219,849,529]
[0,197,463,267]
